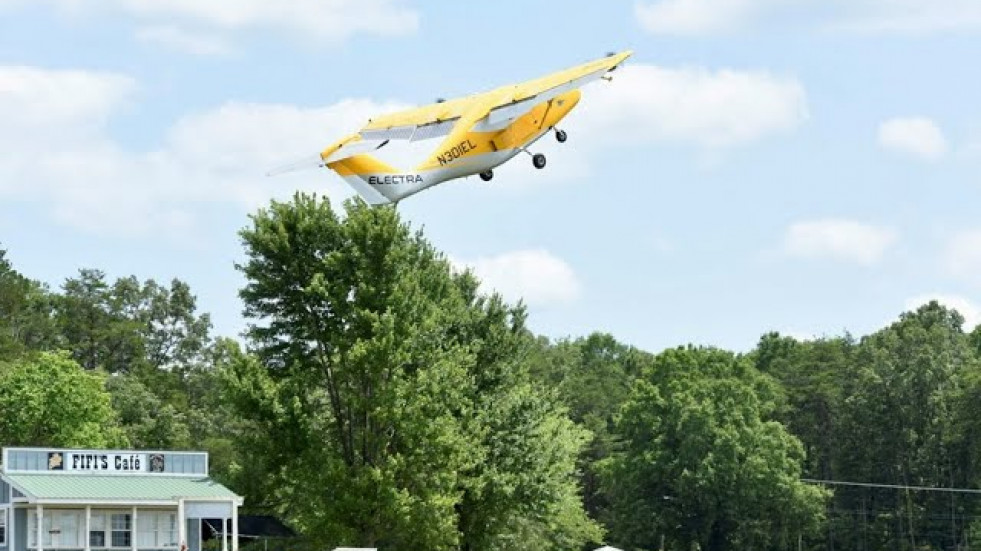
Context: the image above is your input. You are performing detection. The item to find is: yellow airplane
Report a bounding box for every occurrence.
[272,50,633,205]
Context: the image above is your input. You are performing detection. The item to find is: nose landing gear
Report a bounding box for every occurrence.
[479,169,494,181]
[532,153,546,169]
[555,129,567,143]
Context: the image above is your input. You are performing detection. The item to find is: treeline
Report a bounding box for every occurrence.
[3,194,981,551]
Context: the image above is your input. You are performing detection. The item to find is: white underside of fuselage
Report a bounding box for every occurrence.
[343,128,551,205]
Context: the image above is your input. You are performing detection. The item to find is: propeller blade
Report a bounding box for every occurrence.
[266,154,325,177]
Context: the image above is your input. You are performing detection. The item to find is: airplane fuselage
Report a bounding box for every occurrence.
[328,89,582,204]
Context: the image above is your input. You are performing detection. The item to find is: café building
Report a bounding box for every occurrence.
[0,448,242,551]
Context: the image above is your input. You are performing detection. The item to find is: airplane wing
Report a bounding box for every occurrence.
[489,50,633,122]
[358,94,486,142]
[321,51,633,163]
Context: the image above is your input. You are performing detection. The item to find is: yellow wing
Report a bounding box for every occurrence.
[510,50,632,102]
[359,50,633,136]
[319,51,632,162]
[362,94,485,133]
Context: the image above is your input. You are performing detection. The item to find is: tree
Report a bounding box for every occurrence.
[227,193,597,550]
[0,247,59,360]
[834,302,980,551]
[752,332,853,481]
[106,373,191,449]
[604,346,828,551]
[528,333,652,523]
[55,270,212,375]
[0,351,128,447]
[446,286,601,550]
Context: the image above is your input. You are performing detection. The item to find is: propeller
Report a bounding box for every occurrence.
[265,154,325,177]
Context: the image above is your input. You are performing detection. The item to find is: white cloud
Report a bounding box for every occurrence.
[783,219,898,265]
[878,117,948,161]
[0,0,419,48]
[135,26,232,56]
[905,294,981,329]
[0,66,135,138]
[451,250,582,306]
[634,0,780,35]
[570,64,808,148]
[0,64,414,234]
[635,0,981,35]
[116,0,418,39]
[837,0,981,33]
[945,230,981,287]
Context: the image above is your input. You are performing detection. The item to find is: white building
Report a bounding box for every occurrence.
[0,448,242,551]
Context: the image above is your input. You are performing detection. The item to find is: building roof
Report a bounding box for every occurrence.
[2,473,241,504]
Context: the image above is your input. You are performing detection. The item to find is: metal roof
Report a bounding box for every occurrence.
[2,473,241,503]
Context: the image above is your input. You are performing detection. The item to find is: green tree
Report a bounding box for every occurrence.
[447,288,601,550]
[0,247,59,360]
[604,346,828,551]
[0,351,128,447]
[753,332,853,481]
[106,373,191,449]
[834,302,980,551]
[55,270,212,375]
[226,194,597,550]
[528,333,652,523]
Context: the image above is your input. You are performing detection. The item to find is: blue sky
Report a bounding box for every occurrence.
[1,0,980,353]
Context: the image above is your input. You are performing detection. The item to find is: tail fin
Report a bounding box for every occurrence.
[327,154,431,205]
[327,154,430,206]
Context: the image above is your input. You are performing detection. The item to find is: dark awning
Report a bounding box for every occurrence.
[202,516,296,540]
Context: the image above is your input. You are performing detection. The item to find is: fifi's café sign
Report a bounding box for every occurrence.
[46,451,166,473]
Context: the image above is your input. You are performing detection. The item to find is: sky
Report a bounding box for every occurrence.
[1,0,980,353]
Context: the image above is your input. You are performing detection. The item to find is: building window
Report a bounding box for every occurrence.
[90,512,107,548]
[28,510,85,548]
[1,509,7,546]
[110,514,131,548]
[137,512,178,548]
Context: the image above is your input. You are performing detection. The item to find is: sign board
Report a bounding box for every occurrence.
[47,451,166,473]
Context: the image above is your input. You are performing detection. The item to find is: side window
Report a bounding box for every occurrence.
[1,508,8,546]
[110,513,131,548]
[90,512,107,547]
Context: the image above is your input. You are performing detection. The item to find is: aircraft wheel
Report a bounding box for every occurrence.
[555,129,567,143]
[479,169,494,182]
[533,153,546,169]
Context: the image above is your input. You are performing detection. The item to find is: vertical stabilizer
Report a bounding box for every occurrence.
[326,154,431,206]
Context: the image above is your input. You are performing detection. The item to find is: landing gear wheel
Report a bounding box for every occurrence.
[532,153,546,169]
[479,169,494,182]
[555,129,567,143]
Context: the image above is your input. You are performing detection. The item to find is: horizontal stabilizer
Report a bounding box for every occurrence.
[323,139,388,163]
[266,154,324,177]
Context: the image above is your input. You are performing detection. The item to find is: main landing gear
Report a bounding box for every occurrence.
[479,169,494,181]
[523,128,566,170]
[532,153,547,169]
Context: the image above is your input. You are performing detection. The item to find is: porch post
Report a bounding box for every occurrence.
[220,518,227,551]
[230,501,238,551]
[131,507,137,551]
[84,506,91,551]
[36,505,43,551]
[177,499,185,551]
[9,506,16,551]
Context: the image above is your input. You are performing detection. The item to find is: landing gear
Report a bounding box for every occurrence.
[532,153,546,169]
[555,129,567,143]
[479,169,494,181]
